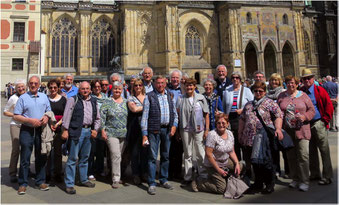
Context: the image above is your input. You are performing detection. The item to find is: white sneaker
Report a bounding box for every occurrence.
[298,183,309,192]
[88,175,96,181]
[289,180,298,188]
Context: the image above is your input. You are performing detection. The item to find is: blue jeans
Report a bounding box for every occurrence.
[147,128,171,186]
[18,125,47,187]
[64,128,92,188]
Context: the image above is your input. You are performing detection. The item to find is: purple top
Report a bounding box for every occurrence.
[62,95,100,130]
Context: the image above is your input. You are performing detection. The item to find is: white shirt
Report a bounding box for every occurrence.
[4,94,21,126]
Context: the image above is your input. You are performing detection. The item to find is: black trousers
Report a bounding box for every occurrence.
[168,132,183,179]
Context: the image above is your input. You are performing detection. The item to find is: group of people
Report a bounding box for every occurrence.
[3,65,336,197]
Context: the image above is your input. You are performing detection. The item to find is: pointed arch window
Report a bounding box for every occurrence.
[91,18,115,68]
[283,14,288,25]
[185,25,201,56]
[51,17,77,68]
[246,12,252,24]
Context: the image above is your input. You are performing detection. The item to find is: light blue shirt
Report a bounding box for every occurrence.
[14,91,51,127]
[144,81,154,94]
[61,85,78,98]
[168,85,182,107]
[141,89,178,136]
[307,85,321,120]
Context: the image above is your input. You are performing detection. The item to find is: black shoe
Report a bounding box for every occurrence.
[81,181,95,188]
[262,185,274,194]
[180,180,192,187]
[10,176,18,183]
[318,178,332,185]
[245,183,263,194]
[65,187,76,194]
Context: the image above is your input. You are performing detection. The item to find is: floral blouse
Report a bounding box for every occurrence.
[203,92,224,130]
[239,97,283,147]
[100,98,128,138]
[204,129,234,168]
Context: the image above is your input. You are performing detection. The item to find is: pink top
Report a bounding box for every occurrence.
[277,91,315,140]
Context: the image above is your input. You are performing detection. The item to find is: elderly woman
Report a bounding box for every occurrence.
[223,71,253,161]
[277,76,315,192]
[177,78,209,186]
[266,73,288,178]
[100,81,128,189]
[87,79,108,181]
[3,79,26,183]
[127,78,148,185]
[46,79,67,184]
[202,78,224,131]
[238,81,283,194]
[192,113,241,194]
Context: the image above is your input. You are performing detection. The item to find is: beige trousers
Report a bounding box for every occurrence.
[106,137,126,183]
[9,125,21,177]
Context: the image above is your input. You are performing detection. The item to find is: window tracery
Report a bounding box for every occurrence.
[185,25,201,56]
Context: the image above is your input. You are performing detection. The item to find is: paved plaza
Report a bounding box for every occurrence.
[1,96,338,204]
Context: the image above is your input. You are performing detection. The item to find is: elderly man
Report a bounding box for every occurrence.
[167,70,184,180]
[141,76,178,195]
[300,69,334,188]
[100,79,110,97]
[108,73,130,99]
[253,71,266,82]
[62,81,100,194]
[142,67,155,93]
[322,75,338,131]
[215,65,232,101]
[13,76,51,195]
[61,73,78,98]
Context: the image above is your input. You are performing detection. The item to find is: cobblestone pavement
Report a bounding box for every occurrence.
[1,97,337,204]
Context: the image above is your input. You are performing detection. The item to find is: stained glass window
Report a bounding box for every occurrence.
[185,25,201,56]
[91,18,115,68]
[51,18,77,68]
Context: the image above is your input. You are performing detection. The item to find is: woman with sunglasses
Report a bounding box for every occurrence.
[46,79,67,185]
[87,79,108,181]
[126,78,148,185]
[222,72,253,164]
[3,79,27,183]
[238,81,283,194]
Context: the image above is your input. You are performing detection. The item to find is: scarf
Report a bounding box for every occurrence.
[266,86,283,100]
[253,96,267,110]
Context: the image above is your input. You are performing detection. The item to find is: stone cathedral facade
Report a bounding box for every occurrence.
[41,0,322,83]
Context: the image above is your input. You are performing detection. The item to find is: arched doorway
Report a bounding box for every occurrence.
[282,43,294,76]
[194,72,200,84]
[264,42,277,78]
[245,42,258,78]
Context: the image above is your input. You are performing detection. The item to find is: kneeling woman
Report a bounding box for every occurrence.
[192,113,241,194]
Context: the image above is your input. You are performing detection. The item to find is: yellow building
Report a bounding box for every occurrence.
[41,1,321,83]
[1,0,41,90]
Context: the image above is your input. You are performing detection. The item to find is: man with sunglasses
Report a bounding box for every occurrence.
[100,79,110,97]
[300,69,334,185]
[13,76,52,195]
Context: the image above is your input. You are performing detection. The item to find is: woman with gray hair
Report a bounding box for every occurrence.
[222,71,253,165]
[3,79,26,183]
[100,81,128,189]
[202,78,224,130]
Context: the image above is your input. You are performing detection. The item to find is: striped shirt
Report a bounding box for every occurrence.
[230,90,239,112]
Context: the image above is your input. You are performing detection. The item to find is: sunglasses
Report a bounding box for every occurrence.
[253,89,265,93]
[231,76,240,80]
[134,84,143,87]
[302,76,313,81]
[101,84,109,86]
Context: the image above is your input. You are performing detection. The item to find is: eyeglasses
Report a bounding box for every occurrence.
[134,84,143,87]
[253,89,265,93]
[101,84,109,86]
[231,76,240,80]
[49,86,58,90]
[29,82,39,85]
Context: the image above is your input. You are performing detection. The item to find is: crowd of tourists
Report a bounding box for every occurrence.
[3,65,337,197]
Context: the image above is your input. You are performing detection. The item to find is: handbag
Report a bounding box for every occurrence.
[224,175,249,199]
[255,109,294,150]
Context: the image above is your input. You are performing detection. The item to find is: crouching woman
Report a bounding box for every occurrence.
[192,113,242,194]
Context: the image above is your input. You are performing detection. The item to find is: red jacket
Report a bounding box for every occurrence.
[301,84,333,128]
